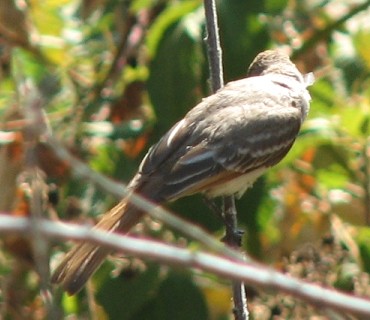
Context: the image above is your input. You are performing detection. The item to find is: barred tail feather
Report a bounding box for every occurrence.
[51,198,144,295]
[51,241,111,294]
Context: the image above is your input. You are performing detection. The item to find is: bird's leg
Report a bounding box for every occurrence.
[222,196,244,248]
[203,196,244,246]
[222,228,245,248]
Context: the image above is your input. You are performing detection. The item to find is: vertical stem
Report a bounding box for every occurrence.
[364,137,370,225]
[26,147,58,319]
[203,0,223,91]
[22,89,59,319]
[223,197,248,320]
[203,1,248,319]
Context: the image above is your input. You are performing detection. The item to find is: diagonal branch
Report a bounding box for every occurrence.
[1,215,370,318]
[45,136,249,261]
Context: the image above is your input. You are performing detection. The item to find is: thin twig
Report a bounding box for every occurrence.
[203,0,247,318]
[223,196,248,320]
[203,0,224,91]
[67,7,149,142]
[1,215,370,318]
[20,85,58,319]
[45,136,250,262]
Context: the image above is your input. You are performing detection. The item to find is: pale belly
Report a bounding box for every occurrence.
[204,167,267,199]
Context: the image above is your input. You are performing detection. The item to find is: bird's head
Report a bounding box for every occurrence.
[246,50,310,85]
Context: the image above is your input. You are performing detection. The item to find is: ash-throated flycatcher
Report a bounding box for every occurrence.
[52,50,314,294]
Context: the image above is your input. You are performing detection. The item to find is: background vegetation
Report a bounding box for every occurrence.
[0,0,370,319]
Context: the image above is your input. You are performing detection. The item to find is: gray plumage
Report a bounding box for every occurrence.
[51,49,314,294]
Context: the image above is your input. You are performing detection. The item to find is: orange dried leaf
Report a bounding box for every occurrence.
[123,134,149,158]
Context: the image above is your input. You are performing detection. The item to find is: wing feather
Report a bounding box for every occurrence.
[137,75,308,201]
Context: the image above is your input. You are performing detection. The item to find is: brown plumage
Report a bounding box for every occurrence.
[51,50,314,294]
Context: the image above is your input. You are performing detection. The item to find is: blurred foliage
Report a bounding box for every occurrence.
[0,0,370,319]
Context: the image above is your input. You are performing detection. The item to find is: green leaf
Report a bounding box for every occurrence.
[61,294,79,316]
[135,271,209,320]
[264,0,288,13]
[89,142,119,176]
[96,263,162,320]
[11,48,61,99]
[146,1,201,57]
[169,194,222,233]
[218,0,269,81]
[278,118,339,166]
[356,227,370,274]
[147,10,205,141]
[315,166,349,190]
[334,262,359,292]
[308,79,337,117]
[340,106,370,138]
[353,30,370,71]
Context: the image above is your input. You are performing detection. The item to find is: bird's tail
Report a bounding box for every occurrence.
[51,198,144,295]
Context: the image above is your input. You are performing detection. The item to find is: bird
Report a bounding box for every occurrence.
[51,49,314,294]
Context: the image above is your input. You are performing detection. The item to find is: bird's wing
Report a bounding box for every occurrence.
[137,76,306,201]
